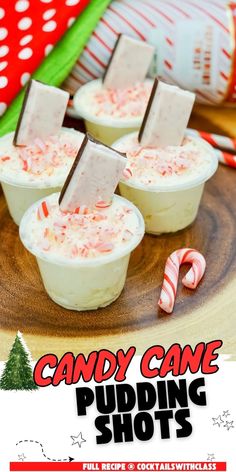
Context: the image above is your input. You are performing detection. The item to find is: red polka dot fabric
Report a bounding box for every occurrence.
[0,0,90,116]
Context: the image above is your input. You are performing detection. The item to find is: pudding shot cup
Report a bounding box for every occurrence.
[19,193,145,311]
[73,79,153,145]
[112,133,218,235]
[0,128,84,225]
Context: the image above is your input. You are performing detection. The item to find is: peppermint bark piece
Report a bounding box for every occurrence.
[139,79,195,147]
[14,80,69,146]
[103,34,154,89]
[59,134,126,212]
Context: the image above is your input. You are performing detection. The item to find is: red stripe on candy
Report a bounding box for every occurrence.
[164,272,177,297]
[181,249,195,263]
[198,130,218,147]
[221,152,236,168]
[42,201,49,218]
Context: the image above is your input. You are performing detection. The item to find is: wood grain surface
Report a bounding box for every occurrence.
[0,159,235,359]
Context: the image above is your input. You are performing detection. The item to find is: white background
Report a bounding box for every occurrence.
[0,355,235,470]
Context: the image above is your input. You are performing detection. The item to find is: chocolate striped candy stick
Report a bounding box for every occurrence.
[103,34,154,89]
[14,79,69,146]
[59,134,127,213]
[139,79,195,147]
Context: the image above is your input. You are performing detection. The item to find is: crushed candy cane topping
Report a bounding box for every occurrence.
[0,129,84,186]
[114,134,215,187]
[79,79,152,120]
[18,136,77,175]
[23,193,141,260]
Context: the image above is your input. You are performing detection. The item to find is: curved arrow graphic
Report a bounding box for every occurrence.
[16,440,74,462]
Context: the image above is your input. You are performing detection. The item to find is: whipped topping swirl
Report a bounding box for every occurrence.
[20,193,143,262]
[0,129,84,187]
[75,79,153,121]
[113,134,217,190]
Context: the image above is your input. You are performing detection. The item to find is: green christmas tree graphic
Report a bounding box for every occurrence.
[0,331,38,390]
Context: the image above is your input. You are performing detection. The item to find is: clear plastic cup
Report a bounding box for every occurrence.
[19,194,145,311]
[113,133,218,234]
[0,129,83,225]
[1,182,61,226]
[73,79,153,145]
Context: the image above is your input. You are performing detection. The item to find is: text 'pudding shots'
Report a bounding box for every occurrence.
[20,134,145,311]
[0,80,84,225]
[74,34,154,145]
[113,79,218,234]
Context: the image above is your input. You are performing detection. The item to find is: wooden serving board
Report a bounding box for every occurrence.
[0,117,236,360]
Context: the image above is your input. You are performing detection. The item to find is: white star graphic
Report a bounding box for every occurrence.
[71,432,86,448]
[212,415,224,427]
[222,410,230,418]
[18,454,26,462]
[223,420,234,431]
[207,454,215,462]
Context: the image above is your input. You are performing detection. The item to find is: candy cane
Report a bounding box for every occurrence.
[186,128,236,168]
[37,201,50,220]
[95,200,112,209]
[187,128,236,152]
[214,149,236,168]
[74,205,89,215]
[123,168,133,179]
[158,248,206,314]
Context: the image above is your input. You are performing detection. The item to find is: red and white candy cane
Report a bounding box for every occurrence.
[186,128,236,168]
[188,128,236,152]
[37,201,50,220]
[158,248,206,314]
[214,149,236,168]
